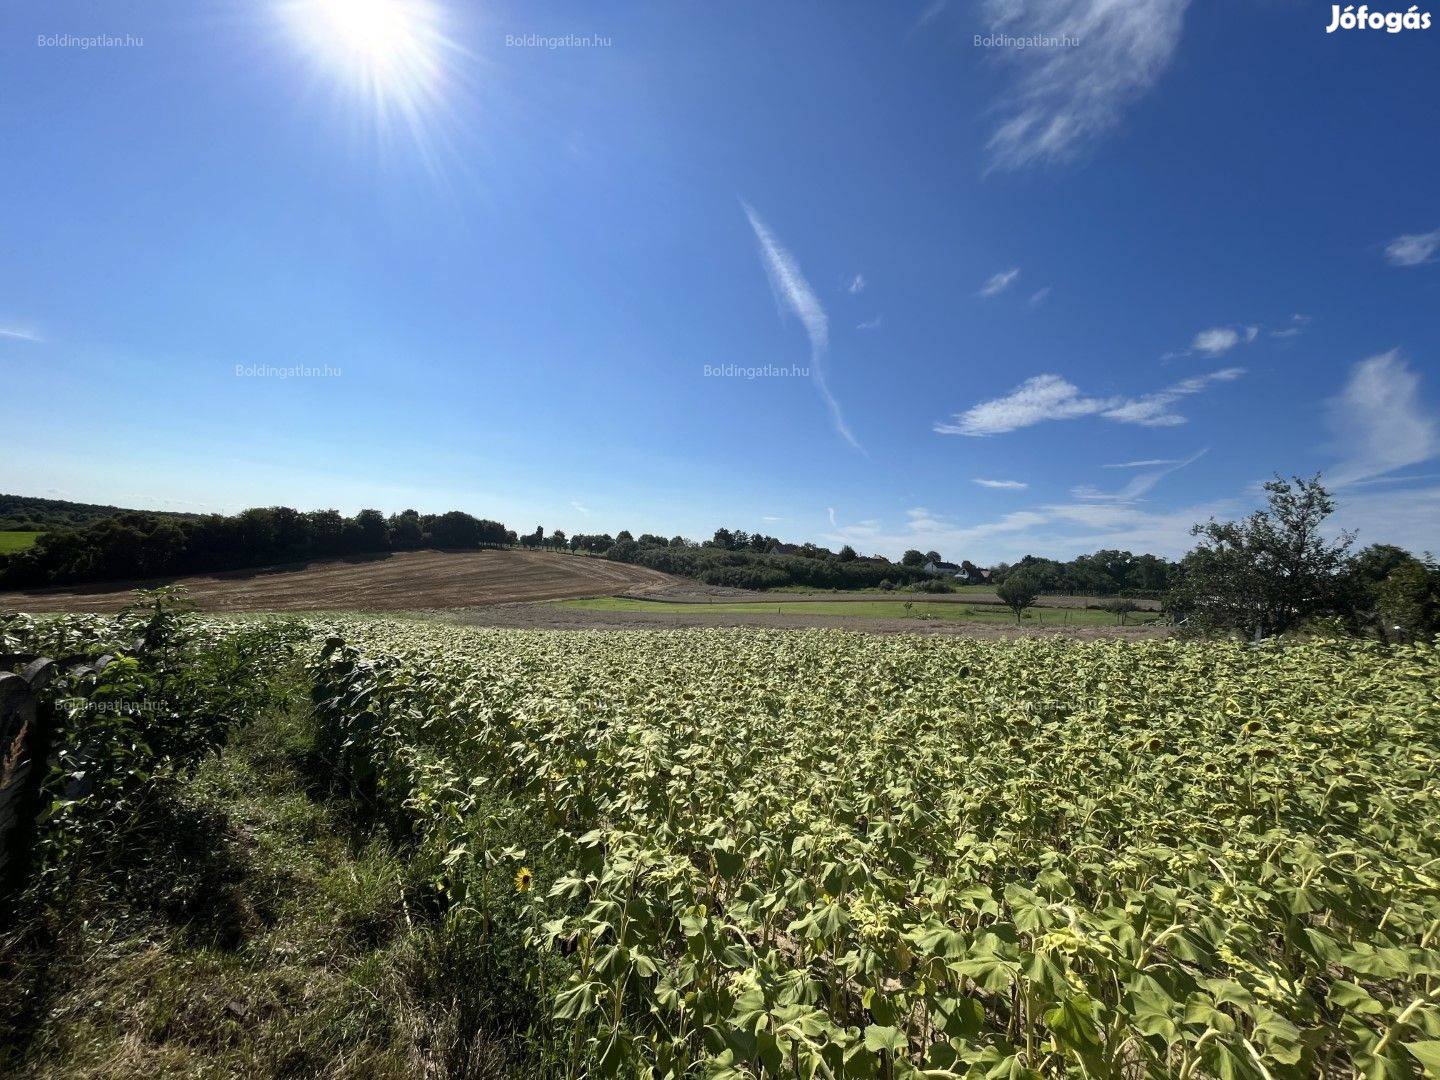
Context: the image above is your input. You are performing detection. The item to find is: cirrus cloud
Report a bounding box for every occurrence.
[935,368,1243,436]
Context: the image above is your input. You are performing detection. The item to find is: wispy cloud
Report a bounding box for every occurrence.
[570,501,591,516]
[979,268,1020,297]
[982,0,1191,170]
[1384,227,1440,267]
[829,496,1235,565]
[936,368,1243,436]
[1326,350,1439,487]
[1072,448,1206,501]
[1101,368,1244,427]
[827,506,838,528]
[857,316,883,331]
[0,327,42,342]
[973,478,1028,490]
[914,0,950,31]
[1192,326,1240,355]
[1103,457,1183,469]
[743,203,862,451]
[1270,314,1312,340]
[847,274,867,294]
[1028,286,1052,306]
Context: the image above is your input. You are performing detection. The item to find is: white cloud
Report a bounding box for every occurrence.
[982,0,1190,170]
[1099,368,1244,427]
[912,0,950,32]
[570,501,591,516]
[847,274,867,294]
[857,316,883,330]
[743,203,862,451]
[827,506,838,528]
[936,374,1105,435]
[1329,484,1440,555]
[979,268,1020,297]
[1028,286,1052,306]
[935,367,1243,436]
[0,327,41,342]
[1326,350,1439,487]
[761,515,784,523]
[828,497,1232,565]
[1267,313,1312,341]
[1243,325,1259,344]
[1192,326,1240,355]
[1103,458,1183,468]
[973,478,1029,489]
[1071,448,1206,501]
[1384,227,1440,267]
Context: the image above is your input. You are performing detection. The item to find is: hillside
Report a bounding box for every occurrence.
[0,493,194,531]
[0,549,677,613]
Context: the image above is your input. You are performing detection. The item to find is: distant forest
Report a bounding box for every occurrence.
[0,495,1175,595]
[0,493,193,532]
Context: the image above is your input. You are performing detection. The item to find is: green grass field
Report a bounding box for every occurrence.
[554,596,1159,625]
[0,530,41,554]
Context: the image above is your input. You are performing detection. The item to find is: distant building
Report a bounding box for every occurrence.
[922,560,963,577]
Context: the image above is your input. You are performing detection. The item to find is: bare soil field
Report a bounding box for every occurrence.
[0,550,678,613]
[443,603,1172,639]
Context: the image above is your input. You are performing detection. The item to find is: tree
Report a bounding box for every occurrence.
[837,544,858,562]
[550,528,567,550]
[388,509,423,550]
[430,511,483,548]
[997,574,1040,621]
[1375,558,1440,641]
[1169,475,1354,639]
[352,509,390,552]
[901,549,925,567]
[924,551,943,565]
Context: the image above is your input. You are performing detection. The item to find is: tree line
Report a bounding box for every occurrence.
[984,476,1438,641]
[0,507,514,589]
[2,483,1435,642]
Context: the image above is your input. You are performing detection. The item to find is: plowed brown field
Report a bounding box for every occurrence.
[0,550,678,613]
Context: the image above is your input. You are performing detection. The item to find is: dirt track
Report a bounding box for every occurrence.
[0,550,678,613]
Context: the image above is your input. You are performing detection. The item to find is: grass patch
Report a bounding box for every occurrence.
[0,530,41,554]
[553,596,1157,625]
[0,660,561,1079]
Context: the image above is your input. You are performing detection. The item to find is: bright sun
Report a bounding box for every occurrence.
[283,0,450,105]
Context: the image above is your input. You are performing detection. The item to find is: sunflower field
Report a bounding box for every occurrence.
[310,622,1440,1079]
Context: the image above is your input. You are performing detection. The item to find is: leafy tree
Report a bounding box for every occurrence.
[837,545,858,562]
[1170,475,1354,639]
[351,509,390,552]
[1375,558,1440,641]
[430,511,484,548]
[901,550,925,567]
[388,509,423,549]
[924,551,943,565]
[997,574,1040,621]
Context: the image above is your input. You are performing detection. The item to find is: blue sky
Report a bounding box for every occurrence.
[2,0,1437,562]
